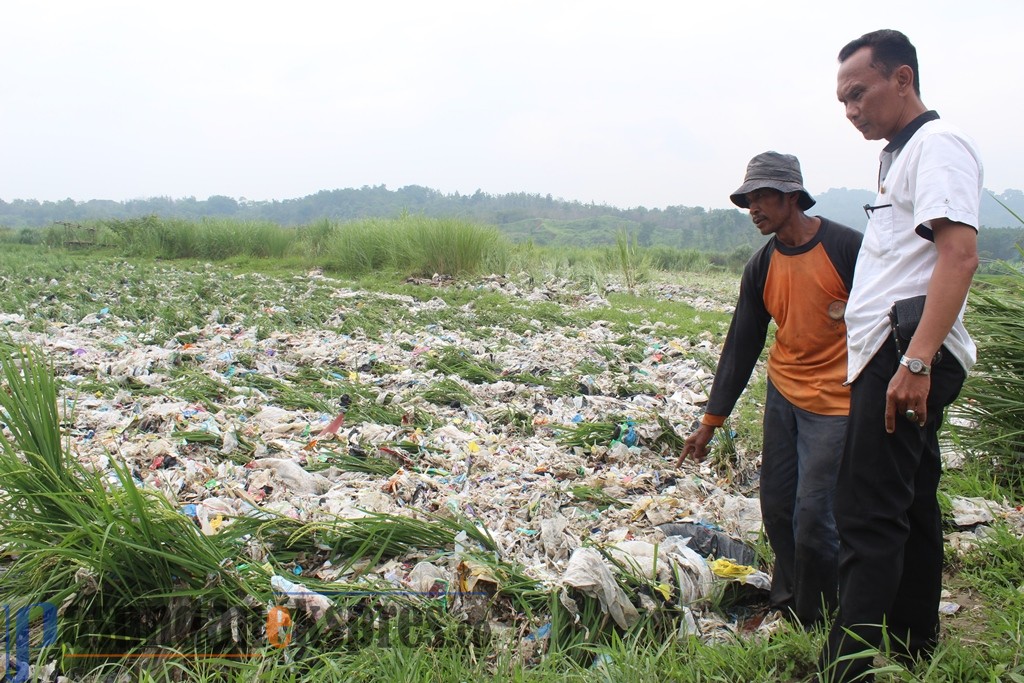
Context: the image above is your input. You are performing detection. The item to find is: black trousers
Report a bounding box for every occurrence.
[821,337,965,682]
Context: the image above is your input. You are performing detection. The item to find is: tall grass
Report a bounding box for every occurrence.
[406,217,500,276]
[953,262,1024,487]
[0,226,44,244]
[48,215,293,260]
[310,216,502,277]
[77,215,506,278]
[952,200,1024,487]
[614,230,648,292]
[645,245,713,273]
[37,215,738,282]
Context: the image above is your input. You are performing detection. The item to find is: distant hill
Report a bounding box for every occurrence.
[3,185,1022,259]
[811,188,874,231]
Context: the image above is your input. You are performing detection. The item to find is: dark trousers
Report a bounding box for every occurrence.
[761,380,846,627]
[821,338,965,682]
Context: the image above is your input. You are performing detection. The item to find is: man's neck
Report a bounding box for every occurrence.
[776,214,821,248]
[885,110,940,153]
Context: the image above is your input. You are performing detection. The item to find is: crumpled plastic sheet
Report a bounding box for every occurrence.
[561,547,641,630]
[271,574,334,621]
[602,539,714,604]
[950,496,998,527]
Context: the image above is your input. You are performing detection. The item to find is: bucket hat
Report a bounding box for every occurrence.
[730,151,816,210]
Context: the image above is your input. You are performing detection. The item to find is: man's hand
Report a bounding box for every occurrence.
[885,367,930,433]
[677,423,717,467]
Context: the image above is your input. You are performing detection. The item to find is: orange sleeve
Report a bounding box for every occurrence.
[701,414,726,428]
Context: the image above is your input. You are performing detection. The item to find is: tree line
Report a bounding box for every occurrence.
[2,185,1022,260]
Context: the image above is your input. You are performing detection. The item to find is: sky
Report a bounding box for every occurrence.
[2,1,1021,211]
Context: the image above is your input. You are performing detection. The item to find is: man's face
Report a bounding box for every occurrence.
[744,188,791,236]
[836,46,903,141]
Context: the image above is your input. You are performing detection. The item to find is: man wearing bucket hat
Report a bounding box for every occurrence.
[678,151,862,628]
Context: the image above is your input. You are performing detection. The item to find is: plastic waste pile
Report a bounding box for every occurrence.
[3,269,1007,658]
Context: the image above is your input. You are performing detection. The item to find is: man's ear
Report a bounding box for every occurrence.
[895,64,915,93]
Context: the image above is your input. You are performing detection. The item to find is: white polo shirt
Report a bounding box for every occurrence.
[845,115,983,382]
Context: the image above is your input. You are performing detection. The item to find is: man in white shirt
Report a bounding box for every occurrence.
[821,29,983,683]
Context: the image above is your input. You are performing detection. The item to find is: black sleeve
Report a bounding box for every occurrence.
[818,218,863,292]
[704,242,774,419]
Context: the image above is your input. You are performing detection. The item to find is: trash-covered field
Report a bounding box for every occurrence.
[2,253,1022,680]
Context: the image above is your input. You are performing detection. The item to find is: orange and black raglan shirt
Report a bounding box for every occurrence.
[701,218,863,427]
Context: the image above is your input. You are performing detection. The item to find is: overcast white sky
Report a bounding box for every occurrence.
[2,1,1021,211]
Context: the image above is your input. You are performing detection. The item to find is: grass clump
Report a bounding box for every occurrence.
[554,418,635,450]
[424,347,500,385]
[420,377,475,406]
[614,229,650,293]
[0,343,267,668]
[307,448,403,475]
[569,485,623,509]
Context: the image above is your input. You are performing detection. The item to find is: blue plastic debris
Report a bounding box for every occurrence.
[525,622,551,640]
[612,421,638,447]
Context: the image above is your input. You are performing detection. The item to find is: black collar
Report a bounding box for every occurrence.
[883,110,940,153]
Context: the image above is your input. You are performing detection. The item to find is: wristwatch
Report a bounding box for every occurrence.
[899,355,931,376]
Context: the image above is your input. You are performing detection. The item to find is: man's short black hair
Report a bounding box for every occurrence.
[838,29,920,96]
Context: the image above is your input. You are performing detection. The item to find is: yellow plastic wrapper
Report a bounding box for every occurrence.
[708,558,755,579]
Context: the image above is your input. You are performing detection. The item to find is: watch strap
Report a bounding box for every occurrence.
[899,355,931,375]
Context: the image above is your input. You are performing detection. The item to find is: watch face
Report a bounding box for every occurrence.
[908,359,925,373]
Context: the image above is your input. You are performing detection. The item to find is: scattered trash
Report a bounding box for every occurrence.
[659,521,758,566]
[180,503,198,521]
[15,270,994,656]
